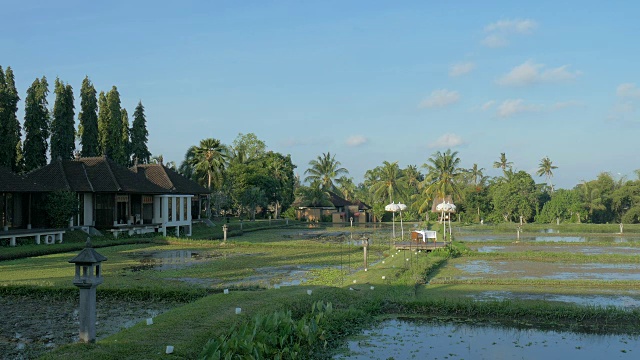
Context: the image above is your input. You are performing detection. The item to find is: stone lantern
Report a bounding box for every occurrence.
[222,224,228,242]
[69,238,107,343]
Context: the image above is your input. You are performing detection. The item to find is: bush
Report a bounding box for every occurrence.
[200,301,332,359]
[43,190,80,228]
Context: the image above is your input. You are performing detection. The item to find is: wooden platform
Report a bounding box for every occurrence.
[394,241,447,251]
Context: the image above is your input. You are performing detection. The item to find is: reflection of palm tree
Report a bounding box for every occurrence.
[188,138,228,190]
[370,161,407,204]
[422,149,462,201]
[493,153,513,172]
[304,152,348,191]
[536,156,558,192]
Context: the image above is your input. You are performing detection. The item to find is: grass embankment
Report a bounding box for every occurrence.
[3,223,640,358]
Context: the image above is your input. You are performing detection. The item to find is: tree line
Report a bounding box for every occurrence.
[177,133,297,221]
[296,150,640,225]
[0,65,151,173]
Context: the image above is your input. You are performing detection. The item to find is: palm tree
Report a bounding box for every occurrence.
[580,180,605,222]
[422,149,463,201]
[403,165,423,195]
[304,152,348,191]
[296,181,331,207]
[467,163,486,187]
[536,156,558,192]
[493,153,513,172]
[187,138,228,190]
[370,161,408,204]
[335,176,356,201]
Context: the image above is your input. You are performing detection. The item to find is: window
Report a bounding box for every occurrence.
[184,198,188,220]
[168,197,173,222]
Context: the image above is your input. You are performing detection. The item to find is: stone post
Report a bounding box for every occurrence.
[69,238,107,343]
[362,238,369,271]
[223,224,228,242]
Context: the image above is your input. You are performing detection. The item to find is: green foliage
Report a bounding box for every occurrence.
[43,190,80,228]
[22,76,49,172]
[97,91,108,154]
[78,76,99,157]
[422,149,463,202]
[130,101,151,164]
[0,66,22,171]
[105,86,127,165]
[536,189,581,223]
[490,170,537,222]
[50,77,76,161]
[304,152,348,192]
[282,207,296,219]
[200,301,332,359]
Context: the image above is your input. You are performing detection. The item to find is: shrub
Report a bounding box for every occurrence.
[43,190,80,228]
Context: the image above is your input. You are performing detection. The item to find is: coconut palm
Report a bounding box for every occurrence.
[304,152,348,191]
[335,176,356,201]
[422,149,463,201]
[536,156,558,192]
[493,153,513,172]
[403,165,423,195]
[369,161,408,204]
[467,163,486,187]
[187,138,228,190]
[296,181,331,207]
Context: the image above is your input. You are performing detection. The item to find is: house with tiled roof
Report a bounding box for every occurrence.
[295,191,371,223]
[0,166,47,230]
[18,156,208,236]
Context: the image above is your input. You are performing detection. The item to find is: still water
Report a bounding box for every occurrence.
[335,318,639,360]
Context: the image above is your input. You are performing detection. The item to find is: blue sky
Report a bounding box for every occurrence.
[3,1,640,189]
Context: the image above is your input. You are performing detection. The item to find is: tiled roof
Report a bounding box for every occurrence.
[328,191,353,208]
[25,157,170,194]
[132,164,209,194]
[0,167,46,192]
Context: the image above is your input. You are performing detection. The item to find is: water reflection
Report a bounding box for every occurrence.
[335,318,640,359]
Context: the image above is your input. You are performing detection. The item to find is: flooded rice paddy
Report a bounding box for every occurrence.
[471,244,640,255]
[453,259,640,281]
[335,317,640,360]
[466,291,640,309]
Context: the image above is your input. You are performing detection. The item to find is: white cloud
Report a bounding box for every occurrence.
[429,133,465,148]
[482,19,538,48]
[481,34,509,48]
[449,62,476,77]
[497,61,581,86]
[496,99,541,118]
[345,135,368,147]
[552,100,582,110]
[609,83,640,122]
[481,100,496,111]
[617,83,640,99]
[419,89,460,108]
[485,19,538,33]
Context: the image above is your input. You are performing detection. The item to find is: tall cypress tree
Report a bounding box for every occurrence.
[97,91,108,155]
[23,76,50,172]
[78,76,99,157]
[105,86,124,164]
[0,66,21,171]
[121,108,131,166]
[50,78,76,161]
[130,101,151,164]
